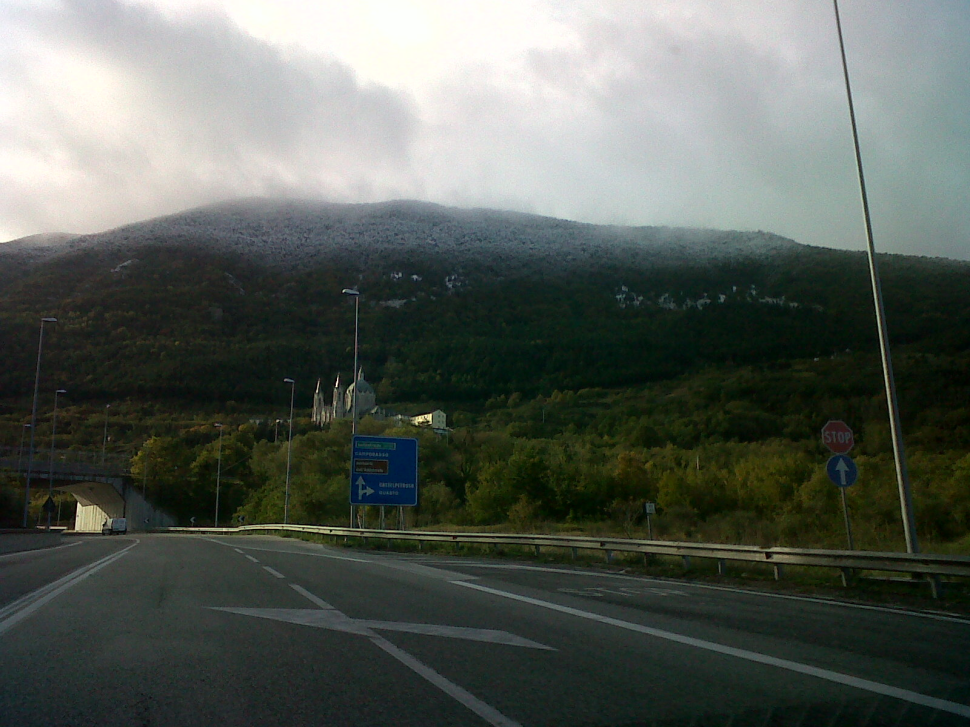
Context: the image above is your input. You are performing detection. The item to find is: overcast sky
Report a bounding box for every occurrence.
[1,0,967,260]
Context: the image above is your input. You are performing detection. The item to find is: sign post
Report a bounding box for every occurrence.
[644,502,656,540]
[823,422,857,550]
[350,436,419,510]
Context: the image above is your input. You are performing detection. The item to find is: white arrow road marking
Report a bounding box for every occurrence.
[210,583,532,727]
[210,606,553,649]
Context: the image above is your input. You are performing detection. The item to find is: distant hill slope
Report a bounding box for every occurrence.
[1,198,968,407]
[1,198,805,274]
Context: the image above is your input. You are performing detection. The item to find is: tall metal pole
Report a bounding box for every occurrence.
[22,317,56,528]
[833,0,918,553]
[283,379,295,524]
[342,288,361,528]
[214,423,224,527]
[101,404,110,475]
[47,388,66,531]
[16,424,29,481]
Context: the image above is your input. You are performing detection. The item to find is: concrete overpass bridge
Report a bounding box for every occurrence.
[0,450,175,531]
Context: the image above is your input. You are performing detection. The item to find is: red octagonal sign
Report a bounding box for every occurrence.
[821,420,854,454]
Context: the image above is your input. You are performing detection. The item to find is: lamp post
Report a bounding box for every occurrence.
[47,388,66,531]
[832,0,918,553]
[101,404,110,476]
[342,288,360,528]
[283,379,295,524]
[16,424,30,481]
[22,316,57,528]
[214,423,224,527]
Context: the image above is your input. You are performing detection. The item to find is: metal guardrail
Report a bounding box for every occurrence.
[157,523,969,596]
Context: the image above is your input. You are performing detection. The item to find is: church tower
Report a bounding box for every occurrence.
[332,373,346,420]
[312,378,325,425]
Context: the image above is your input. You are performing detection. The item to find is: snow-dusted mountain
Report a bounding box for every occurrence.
[2,197,967,406]
[0,198,804,276]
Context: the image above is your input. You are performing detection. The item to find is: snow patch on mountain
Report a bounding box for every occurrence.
[0,199,807,278]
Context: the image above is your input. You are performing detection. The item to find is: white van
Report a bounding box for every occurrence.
[101,518,127,535]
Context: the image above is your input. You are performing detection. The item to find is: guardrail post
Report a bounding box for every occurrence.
[773,564,784,581]
[929,575,942,600]
[840,568,853,587]
[571,547,578,560]
[605,550,613,564]
[534,545,541,556]
[717,559,726,576]
[682,556,691,570]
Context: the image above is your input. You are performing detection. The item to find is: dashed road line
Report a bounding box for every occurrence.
[244,554,259,564]
[263,566,286,579]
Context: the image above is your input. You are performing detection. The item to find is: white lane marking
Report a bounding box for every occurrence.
[454,581,970,719]
[558,586,688,598]
[204,537,475,579]
[262,566,286,579]
[211,606,550,650]
[204,537,371,563]
[233,548,244,554]
[290,583,337,610]
[286,584,524,727]
[444,561,970,626]
[244,555,259,564]
[0,539,85,561]
[371,635,523,727]
[361,620,553,649]
[0,540,138,636]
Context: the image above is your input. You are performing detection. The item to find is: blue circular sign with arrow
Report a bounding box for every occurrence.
[826,454,858,488]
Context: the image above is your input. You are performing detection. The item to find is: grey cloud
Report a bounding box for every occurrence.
[420,2,969,260]
[1,0,418,237]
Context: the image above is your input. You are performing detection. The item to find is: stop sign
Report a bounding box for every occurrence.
[821,420,854,454]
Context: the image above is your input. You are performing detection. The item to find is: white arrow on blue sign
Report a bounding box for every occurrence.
[350,435,418,506]
[826,454,858,488]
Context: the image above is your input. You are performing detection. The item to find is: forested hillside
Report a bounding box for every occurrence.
[1,199,968,549]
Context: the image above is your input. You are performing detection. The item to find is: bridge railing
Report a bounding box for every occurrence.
[155,523,969,598]
[0,448,131,476]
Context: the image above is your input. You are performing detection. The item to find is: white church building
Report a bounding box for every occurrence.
[312,370,447,433]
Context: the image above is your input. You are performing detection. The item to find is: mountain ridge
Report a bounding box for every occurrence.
[1,197,810,275]
[1,197,968,407]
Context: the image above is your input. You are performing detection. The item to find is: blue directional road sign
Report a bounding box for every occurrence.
[826,454,858,488]
[350,435,418,506]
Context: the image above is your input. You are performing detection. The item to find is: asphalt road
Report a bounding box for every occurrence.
[1,534,968,726]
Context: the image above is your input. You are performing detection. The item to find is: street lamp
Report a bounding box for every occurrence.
[22,316,56,528]
[16,424,30,481]
[342,288,360,529]
[101,404,111,475]
[283,378,295,524]
[214,423,224,527]
[832,0,918,553]
[47,388,66,531]
[341,289,361,436]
